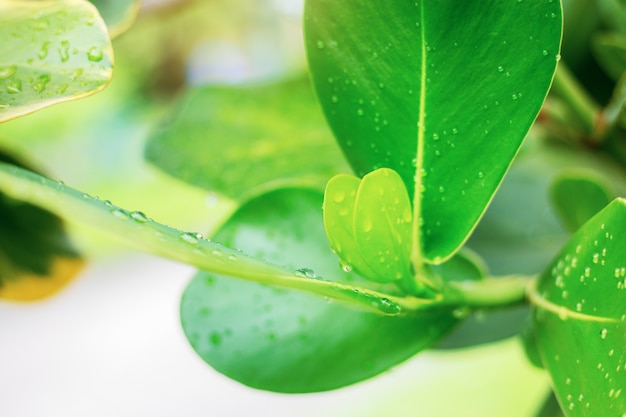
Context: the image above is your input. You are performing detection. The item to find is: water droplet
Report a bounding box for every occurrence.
[512,93,518,100]
[6,79,22,94]
[111,208,128,219]
[31,73,51,94]
[600,328,608,339]
[432,133,440,141]
[211,249,223,257]
[70,68,83,81]
[59,40,70,62]
[180,232,199,244]
[332,191,345,203]
[497,65,504,72]
[316,40,325,49]
[295,268,316,279]
[0,65,17,79]
[86,46,104,62]
[331,95,338,103]
[130,211,148,222]
[477,171,484,179]
[357,108,364,116]
[542,49,549,56]
[592,253,599,264]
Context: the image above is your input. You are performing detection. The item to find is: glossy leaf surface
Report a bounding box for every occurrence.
[0,162,424,314]
[324,169,412,284]
[530,199,626,416]
[146,77,348,201]
[0,0,113,122]
[550,173,612,233]
[181,188,460,393]
[305,0,562,263]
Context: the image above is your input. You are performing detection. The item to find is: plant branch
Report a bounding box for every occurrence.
[445,274,534,309]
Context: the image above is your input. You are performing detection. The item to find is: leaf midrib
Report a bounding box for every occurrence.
[411,1,427,271]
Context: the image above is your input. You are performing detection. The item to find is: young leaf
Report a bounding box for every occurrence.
[145,76,349,200]
[324,169,413,284]
[529,198,626,417]
[0,0,114,122]
[305,0,562,263]
[550,172,612,233]
[181,188,461,393]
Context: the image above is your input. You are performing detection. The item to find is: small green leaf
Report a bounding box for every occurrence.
[592,32,626,80]
[530,198,626,417]
[145,76,348,200]
[89,0,140,37]
[0,0,114,122]
[324,169,412,284]
[550,172,612,233]
[181,188,460,393]
[305,0,562,263]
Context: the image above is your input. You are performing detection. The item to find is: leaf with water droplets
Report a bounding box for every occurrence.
[324,168,413,285]
[145,77,349,200]
[181,188,461,393]
[529,198,626,417]
[550,172,612,233]
[305,0,562,263]
[0,0,113,122]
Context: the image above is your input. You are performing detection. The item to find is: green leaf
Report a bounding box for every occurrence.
[89,0,140,37]
[0,151,83,301]
[529,198,626,417]
[592,32,626,80]
[0,162,433,315]
[323,169,413,285]
[180,188,460,393]
[145,76,349,200]
[305,0,562,263]
[0,0,113,122]
[550,172,612,233]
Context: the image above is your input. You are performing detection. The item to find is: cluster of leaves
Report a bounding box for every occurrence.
[0,1,624,416]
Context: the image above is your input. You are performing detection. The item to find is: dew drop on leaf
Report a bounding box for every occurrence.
[0,65,17,79]
[86,46,103,62]
[130,211,148,223]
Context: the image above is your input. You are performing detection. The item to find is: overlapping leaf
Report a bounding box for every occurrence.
[146,77,348,201]
[305,0,562,263]
[181,188,463,393]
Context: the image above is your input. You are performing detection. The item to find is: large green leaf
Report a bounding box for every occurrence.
[0,162,431,314]
[0,0,113,122]
[530,198,626,417]
[181,188,461,393]
[305,0,562,263]
[145,77,349,201]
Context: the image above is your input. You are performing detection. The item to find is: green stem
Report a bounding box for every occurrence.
[551,63,602,142]
[446,275,534,309]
